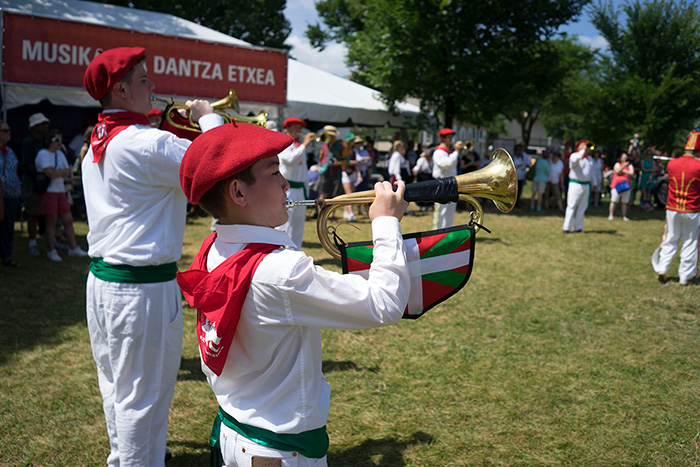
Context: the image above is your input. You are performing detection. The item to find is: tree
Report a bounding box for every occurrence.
[501,38,593,145]
[98,0,291,50]
[544,0,700,151]
[306,0,589,129]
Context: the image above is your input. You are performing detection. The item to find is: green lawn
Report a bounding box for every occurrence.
[1,198,699,466]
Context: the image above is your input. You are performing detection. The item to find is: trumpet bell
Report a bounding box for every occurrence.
[454,148,517,213]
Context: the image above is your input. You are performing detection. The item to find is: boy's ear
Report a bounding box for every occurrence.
[228,179,248,207]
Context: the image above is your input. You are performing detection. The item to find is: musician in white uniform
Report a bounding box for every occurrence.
[82,46,223,466]
[177,123,410,466]
[432,128,463,229]
[562,139,594,233]
[276,117,315,250]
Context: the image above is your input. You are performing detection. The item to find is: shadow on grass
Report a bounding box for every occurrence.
[322,360,380,374]
[167,439,210,467]
[328,431,433,466]
[0,234,91,365]
[178,357,208,382]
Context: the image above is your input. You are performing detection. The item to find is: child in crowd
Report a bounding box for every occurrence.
[176,123,410,466]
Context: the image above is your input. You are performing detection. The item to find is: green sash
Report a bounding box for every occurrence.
[569,179,591,186]
[90,257,177,283]
[287,180,307,200]
[209,407,328,466]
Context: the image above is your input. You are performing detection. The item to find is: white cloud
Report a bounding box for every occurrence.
[578,34,609,50]
[286,34,350,77]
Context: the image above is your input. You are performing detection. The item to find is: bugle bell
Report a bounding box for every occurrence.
[287,148,518,260]
[315,131,333,145]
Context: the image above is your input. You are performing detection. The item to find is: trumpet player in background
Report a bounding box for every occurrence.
[432,128,463,229]
[81,46,223,466]
[562,139,593,233]
[276,117,315,249]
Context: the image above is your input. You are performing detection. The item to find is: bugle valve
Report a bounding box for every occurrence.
[288,148,518,260]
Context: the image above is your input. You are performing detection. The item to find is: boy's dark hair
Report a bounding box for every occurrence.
[99,57,146,108]
[197,165,256,219]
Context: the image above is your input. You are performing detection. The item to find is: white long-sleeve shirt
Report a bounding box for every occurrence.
[82,110,222,266]
[278,141,308,183]
[204,218,410,434]
[568,149,593,182]
[388,151,410,180]
[432,147,459,179]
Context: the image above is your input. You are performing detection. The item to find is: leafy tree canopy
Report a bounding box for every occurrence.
[98,0,291,50]
[307,0,589,128]
[544,0,700,151]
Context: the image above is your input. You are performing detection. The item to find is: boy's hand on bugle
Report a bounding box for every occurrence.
[369,180,408,221]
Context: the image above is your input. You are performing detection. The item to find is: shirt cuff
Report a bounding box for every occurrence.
[371,216,401,241]
[198,113,225,132]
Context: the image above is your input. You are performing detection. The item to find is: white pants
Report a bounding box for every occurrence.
[220,422,327,467]
[86,274,183,467]
[563,182,590,232]
[433,202,456,230]
[278,186,306,250]
[651,210,700,282]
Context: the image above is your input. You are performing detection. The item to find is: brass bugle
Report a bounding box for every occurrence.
[287,148,517,260]
[151,89,268,131]
[315,131,333,145]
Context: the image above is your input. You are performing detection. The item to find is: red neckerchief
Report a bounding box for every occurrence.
[176,233,280,376]
[436,143,450,153]
[90,111,150,163]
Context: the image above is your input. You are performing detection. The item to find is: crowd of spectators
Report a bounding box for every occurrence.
[1,112,89,267]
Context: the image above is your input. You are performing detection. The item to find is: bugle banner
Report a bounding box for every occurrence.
[341,224,475,319]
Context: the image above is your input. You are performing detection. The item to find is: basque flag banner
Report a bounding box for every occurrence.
[341,224,475,319]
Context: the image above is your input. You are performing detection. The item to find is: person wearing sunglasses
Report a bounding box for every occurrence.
[34,129,87,261]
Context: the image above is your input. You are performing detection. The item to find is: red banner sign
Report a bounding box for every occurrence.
[2,12,287,104]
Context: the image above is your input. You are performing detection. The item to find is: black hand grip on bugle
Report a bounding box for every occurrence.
[394,177,458,204]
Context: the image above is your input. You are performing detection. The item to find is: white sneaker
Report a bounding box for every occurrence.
[28,244,40,257]
[622,216,630,222]
[68,246,88,257]
[608,215,613,221]
[47,249,63,262]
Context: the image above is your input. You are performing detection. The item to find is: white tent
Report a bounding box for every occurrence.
[0,0,420,127]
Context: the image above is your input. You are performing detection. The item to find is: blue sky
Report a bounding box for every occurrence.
[283,0,621,76]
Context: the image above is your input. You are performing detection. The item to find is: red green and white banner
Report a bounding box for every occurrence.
[341,225,474,319]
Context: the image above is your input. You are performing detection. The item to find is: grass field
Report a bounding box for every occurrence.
[1,197,699,466]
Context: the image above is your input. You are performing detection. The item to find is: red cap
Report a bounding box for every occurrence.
[180,123,294,204]
[575,139,588,150]
[685,131,700,151]
[84,47,146,100]
[283,117,306,129]
[439,128,455,137]
[147,108,163,118]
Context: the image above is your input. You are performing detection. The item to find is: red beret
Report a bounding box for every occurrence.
[283,117,306,129]
[180,123,294,204]
[439,128,455,137]
[84,47,146,100]
[685,131,700,151]
[575,139,588,149]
